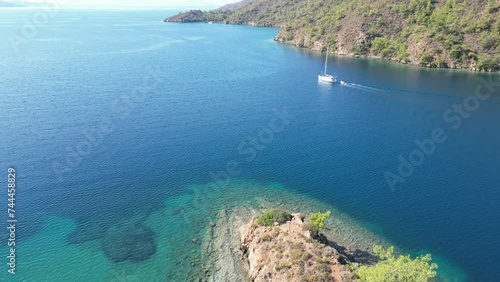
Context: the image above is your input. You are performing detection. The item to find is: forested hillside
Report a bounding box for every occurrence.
[166,0,500,71]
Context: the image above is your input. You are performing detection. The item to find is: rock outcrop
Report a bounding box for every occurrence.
[239,213,354,281]
[196,202,384,282]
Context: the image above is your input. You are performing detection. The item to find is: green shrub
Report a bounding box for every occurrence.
[476,55,499,71]
[397,44,409,60]
[261,234,273,242]
[480,32,500,50]
[302,222,317,233]
[380,47,395,58]
[306,211,332,235]
[309,211,331,229]
[486,0,500,13]
[276,262,291,271]
[356,245,438,282]
[335,9,346,20]
[274,244,284,254]
[468,52,478,60]
[257,209,292,226]
[371,37,389,54]
[419,51,433,66]
[449,44,469,60]
[291,249,303,260]
[291,241,304,250]
[302,274,321,282]
[351,42,368,55]
[435,57,446,68]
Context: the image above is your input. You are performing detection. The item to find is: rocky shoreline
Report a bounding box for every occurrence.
[160,180,395,281]
[154,180,443,281]
[200,208,249,281]
[164,4,500,73]
[194,206,382,282]
[166,17,497,73]
[240,213,356,281]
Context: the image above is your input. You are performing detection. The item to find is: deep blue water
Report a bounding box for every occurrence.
[0,9,499,281]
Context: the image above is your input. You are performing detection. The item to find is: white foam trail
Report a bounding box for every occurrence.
[341,82,386,93]
[350,83,385,92]
[183,36,206,41]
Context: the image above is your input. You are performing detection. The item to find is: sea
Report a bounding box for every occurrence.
[0,8,499,282]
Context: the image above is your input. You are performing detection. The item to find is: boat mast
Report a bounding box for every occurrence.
[324,47,329,75]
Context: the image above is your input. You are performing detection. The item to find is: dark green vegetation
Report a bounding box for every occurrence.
[165,10,231,23]
[353,245,438,282]
[257,209,293,226]
[304,210,332,235]
[166,0,500,71]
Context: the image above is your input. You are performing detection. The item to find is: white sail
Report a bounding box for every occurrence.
[324,48,328,75]
[318,47,336,83]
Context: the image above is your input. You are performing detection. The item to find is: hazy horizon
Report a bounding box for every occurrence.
[0,0,236,8]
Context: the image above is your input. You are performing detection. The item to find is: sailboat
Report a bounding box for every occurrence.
[318,48,336,83]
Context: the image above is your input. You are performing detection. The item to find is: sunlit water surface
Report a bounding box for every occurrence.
[0,9,499,282]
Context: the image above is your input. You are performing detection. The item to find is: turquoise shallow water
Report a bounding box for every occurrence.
[0,9,499,281]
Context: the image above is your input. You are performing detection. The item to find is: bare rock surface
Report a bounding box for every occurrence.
[240,214,355,282]
[202,208,359,281]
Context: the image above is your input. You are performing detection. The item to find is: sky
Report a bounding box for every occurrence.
[2,0,237,8]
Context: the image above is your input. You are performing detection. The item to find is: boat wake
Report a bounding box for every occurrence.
[339,80,500,105]
[340,81,386,93]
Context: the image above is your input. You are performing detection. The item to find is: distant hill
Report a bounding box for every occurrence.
[217,0,253,12]
[165,10,206,22]
[166,0,500,72]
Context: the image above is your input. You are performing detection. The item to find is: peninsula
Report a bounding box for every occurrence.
[165,0,500,72]
[199,208,437,282]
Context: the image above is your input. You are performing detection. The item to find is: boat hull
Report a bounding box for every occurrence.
[318,75,336,83]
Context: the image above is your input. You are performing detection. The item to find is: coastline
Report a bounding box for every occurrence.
[164,20,500,74]
[272,37,499,73]
[157,180,393,281]
[1,8,496,282]
[155,180,420,281]
[160,179,472,282]
[169,180,469,281]
[0,180,467,281]
[277,40,500,77]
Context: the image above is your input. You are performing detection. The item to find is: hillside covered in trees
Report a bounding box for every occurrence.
[166,0,500,72]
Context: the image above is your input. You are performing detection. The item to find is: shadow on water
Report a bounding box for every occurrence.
[327,239,380,265]
[101,220,157,263]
